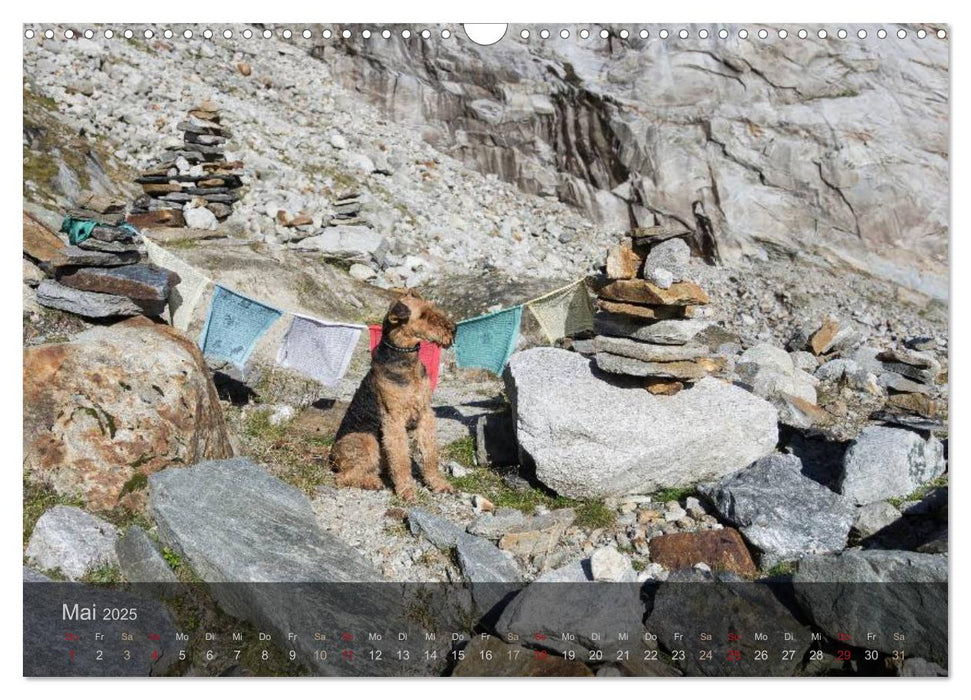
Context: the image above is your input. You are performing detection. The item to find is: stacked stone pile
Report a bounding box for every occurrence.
[591,227,725,395]
[29,195,175,320]
[129,101,243,230]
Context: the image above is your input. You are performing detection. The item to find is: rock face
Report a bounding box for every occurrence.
[839,426,946,505]
[452,635,594,677]
[23,317,233,512]
[793,550,947,665]
[25,506,119,580]
[324,27,947,298]
[699,454,854,564]
[505,348,778,498]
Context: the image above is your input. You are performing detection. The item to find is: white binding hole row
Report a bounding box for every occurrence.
[23,25,948,42]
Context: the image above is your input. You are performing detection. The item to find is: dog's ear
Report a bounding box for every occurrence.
[388,300,411,325]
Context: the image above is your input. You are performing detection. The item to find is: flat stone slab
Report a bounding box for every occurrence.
[648,528,758,578]
[599,279,709,306]
[593,335,710,362]
[25,506,119,580]
[23,210,66,263]
[57,264,175,302]
[36,279,154,318]
[505,348,777,499]
[596,300,690,321]
[595,352,724,380]
[50,245,141,269]
[594,316,711,345]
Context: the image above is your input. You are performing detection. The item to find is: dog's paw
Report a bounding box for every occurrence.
[429,480,455,495]
[396,485,417,502]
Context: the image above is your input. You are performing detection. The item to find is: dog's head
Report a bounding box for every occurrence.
[382,289,457,349]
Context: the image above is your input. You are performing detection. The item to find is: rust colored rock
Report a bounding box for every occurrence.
[649,528,758,578]
[605,242,643,280]
[23,317,233,512]
[596,299,690,320]
[645,378,684,395]
[141,183,183,195]
[599,279,709,306]
[237,62,252,76]
[23,211,66,264]
[809,318,840,355]
[127,209,186,229]
[886,393,946,419]
[452,635,593,677]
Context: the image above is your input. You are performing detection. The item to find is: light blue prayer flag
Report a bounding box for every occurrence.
[199,285,282,367]
[454,305,523,375]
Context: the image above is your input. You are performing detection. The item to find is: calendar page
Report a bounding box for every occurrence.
[22,22,948,678]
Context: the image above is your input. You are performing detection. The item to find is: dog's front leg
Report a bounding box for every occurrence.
[416,409,455,494]
[380,414,417,501]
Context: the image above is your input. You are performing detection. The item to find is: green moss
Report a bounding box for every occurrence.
[165,238,201,250]
[574,500,616,529]
[118,471,148,498]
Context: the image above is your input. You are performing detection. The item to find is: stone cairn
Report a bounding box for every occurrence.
[129,100,243,229]
[32,193,176,319]
[590,226,723,395]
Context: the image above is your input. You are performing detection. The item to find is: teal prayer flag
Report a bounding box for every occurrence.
[199,285,282,367]
[454,305,523,375]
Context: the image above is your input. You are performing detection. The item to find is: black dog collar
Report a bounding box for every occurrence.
[380,337,420,353]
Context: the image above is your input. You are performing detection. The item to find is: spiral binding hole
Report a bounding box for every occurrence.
[302,29,312,39]
[540,29,550,39]
[242,29,252,39]
[877,29,887,38]
[104,29,114,39]
[520,29,529,39]
[262,29,272,39]
[718,29,728,39]
[441,29,451,39]
[779,29,788,39]
[659,29,669,39]
[342,29,351,39]
[600,29,609,39]
[698,29,709,39]
[619,29,629,39]
[163,29,173,39]
[84,29,94,39]
[24,29,34,39]
[738,29,748,39]
[282,29,292,39]
[858,29,867,39]
[44,29,53,39]
[203,29,213,39]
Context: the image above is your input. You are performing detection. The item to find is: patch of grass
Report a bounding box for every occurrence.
[118,471,148,499]
[238,407,334,495]
[887,475,948,509]
[650,486,696,503]
[81,564,122,584]
[441,436,476,468]
[575,500,616,529]
[764,561,797,578]
[445,458,614,527]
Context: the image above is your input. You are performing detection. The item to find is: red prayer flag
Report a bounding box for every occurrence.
[368,325,442,390]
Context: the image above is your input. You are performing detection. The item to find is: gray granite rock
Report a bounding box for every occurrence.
[51,245,140,268]
[506,348,778,499]
[25,506,119,580]
[36,279,145,318]
[793,549,947,665]
[115,526,178,584]
[839,426,946,505]
[642,237,691,288]
[699,454,854,564]
[852,501,903,538]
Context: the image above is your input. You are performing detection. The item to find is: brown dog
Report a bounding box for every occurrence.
[330,291,457,501]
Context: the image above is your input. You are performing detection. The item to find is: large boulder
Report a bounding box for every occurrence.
[149,458,437,676]
[23,317,233,512]
[793,549,947,665]
[699,454,854,565]
[839,426,946,505]
[504,348,778,499]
